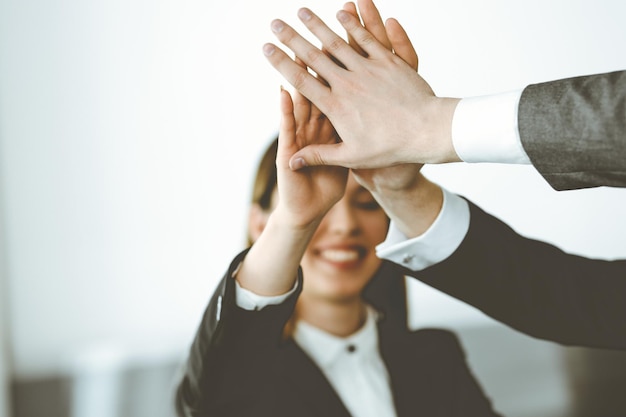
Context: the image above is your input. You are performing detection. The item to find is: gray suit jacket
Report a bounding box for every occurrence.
[518,70,626,190]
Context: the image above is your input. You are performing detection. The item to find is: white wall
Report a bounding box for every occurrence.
[0,161,9,417]
[0,0,624,384]
[0,265,8,417]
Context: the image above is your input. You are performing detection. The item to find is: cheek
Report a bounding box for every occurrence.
[362,212,390,243]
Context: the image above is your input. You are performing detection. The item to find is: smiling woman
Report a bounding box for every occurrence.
[1,0,626,416]
[175,122,501,416]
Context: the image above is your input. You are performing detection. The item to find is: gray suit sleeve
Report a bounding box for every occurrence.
[518,70,626,190]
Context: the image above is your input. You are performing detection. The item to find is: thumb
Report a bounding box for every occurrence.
[288,143,347,170]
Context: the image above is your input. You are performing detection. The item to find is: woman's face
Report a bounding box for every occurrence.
[298,175,389,304]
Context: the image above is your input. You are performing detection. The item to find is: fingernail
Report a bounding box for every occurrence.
[263,44,275,56]
[336,10,349,23]
[290,157,307,171]
[298,8,312,21]
[271,19,284,33]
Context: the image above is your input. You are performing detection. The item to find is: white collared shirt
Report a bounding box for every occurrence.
[293,307,397,417]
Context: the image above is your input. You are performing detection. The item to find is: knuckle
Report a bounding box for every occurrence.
[291,70,308,91]
[312,150,327,166]
[358,32,374,47]
[305,48,324,66]
[326,37,344,53]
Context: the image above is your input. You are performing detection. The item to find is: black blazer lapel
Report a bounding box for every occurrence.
[380,323,501,417]
[379,322,428,417]
[274,339,352,417]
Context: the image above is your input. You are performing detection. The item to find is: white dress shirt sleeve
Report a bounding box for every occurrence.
[376,188,470,271]
[234,279,298,311]
[452,89,532,164]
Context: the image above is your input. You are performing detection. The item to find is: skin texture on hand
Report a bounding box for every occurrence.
[340,0,424,194]
[263,2,462,170]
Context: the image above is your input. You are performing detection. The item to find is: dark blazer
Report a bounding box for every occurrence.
[407,200,626,350]
[518,70,626,190]
[175,252,501,417]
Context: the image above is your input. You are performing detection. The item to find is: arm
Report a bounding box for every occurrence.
[175,251,303,416]
[236,87,347,297]
[372,175,626,348]
[403,200,626,349]
[519,70,626,190]
[369,164,626,348]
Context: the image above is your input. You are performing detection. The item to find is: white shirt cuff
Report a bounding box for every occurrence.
[452,89,531,164]
[235,279,298,311]
[376,189,470,271]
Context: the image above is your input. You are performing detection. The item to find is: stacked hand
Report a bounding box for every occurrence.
[270,0,442,240]
[263,0,461,171]
[339,0,424,194]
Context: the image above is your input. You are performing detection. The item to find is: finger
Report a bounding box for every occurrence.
[295,8,366,71]
[386,18,418,71]
[270,17,349,85]
[335,9,390,60]
[289,143,350,170]
[263,42,331,113]
[342,2,366,57]
[356,0,391,50]
[292,57,312,122]
[278,87,297,156]
[308,100,325,123]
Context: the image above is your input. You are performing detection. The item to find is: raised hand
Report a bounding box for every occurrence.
[340,0,424,194]
[340,0,442,239]
[263,1,462,170]
[274,83,348,229]
[235,79,348,297]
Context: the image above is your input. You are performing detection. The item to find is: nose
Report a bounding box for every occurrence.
[322,199,360,236]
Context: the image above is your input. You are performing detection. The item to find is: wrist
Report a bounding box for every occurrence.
[370,173,443,238]
[427,97,462,164]
[268,205,323,239]
[237,211,318,297]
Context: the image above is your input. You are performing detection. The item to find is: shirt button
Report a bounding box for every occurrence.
[347,344,356,353]
[402,254,415,264]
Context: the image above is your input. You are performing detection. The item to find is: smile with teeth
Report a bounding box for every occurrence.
[319,248,362,263]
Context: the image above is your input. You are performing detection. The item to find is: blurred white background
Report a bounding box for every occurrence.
[0,0,625,416]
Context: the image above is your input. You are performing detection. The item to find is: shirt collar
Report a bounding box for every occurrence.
[293,306,380,368]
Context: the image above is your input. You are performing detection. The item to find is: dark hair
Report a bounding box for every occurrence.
[247,136,278,246]
[251,136,278,211]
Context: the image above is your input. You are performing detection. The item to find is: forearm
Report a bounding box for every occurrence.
[519,70,626,190]
[368,173,443,239]
[237,209,319,296]
[410,201,626,349]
